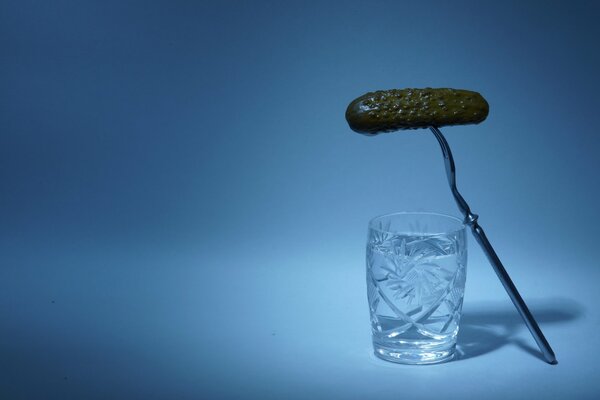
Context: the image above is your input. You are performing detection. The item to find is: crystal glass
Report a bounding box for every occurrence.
[366,212,467,364]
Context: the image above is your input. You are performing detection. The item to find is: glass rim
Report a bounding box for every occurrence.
[368,211,466,236]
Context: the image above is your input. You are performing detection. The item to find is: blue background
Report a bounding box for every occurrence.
[1,0,599,398]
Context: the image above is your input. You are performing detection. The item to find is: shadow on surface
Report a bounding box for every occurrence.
[456,297,583,362]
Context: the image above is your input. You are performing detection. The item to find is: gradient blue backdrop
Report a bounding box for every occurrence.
[1,0,599,398]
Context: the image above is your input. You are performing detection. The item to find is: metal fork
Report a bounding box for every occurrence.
[429,126,557,365]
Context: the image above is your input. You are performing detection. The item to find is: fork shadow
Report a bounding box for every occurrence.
[455,297,584,362]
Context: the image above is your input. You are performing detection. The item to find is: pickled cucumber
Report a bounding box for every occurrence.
[345,88,489,134]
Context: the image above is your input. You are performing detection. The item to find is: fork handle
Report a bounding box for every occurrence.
[429,126,557,364]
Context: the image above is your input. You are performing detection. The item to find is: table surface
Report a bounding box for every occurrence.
[1,236,597,399]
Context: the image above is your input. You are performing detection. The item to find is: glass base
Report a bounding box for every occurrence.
[373,340,456,365]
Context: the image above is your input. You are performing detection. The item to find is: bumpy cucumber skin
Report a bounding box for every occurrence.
[345,88,489,134]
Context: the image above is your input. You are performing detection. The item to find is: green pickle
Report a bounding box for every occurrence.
[345,88,489,134]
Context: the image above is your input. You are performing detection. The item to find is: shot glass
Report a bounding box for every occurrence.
[366,212,467,364]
